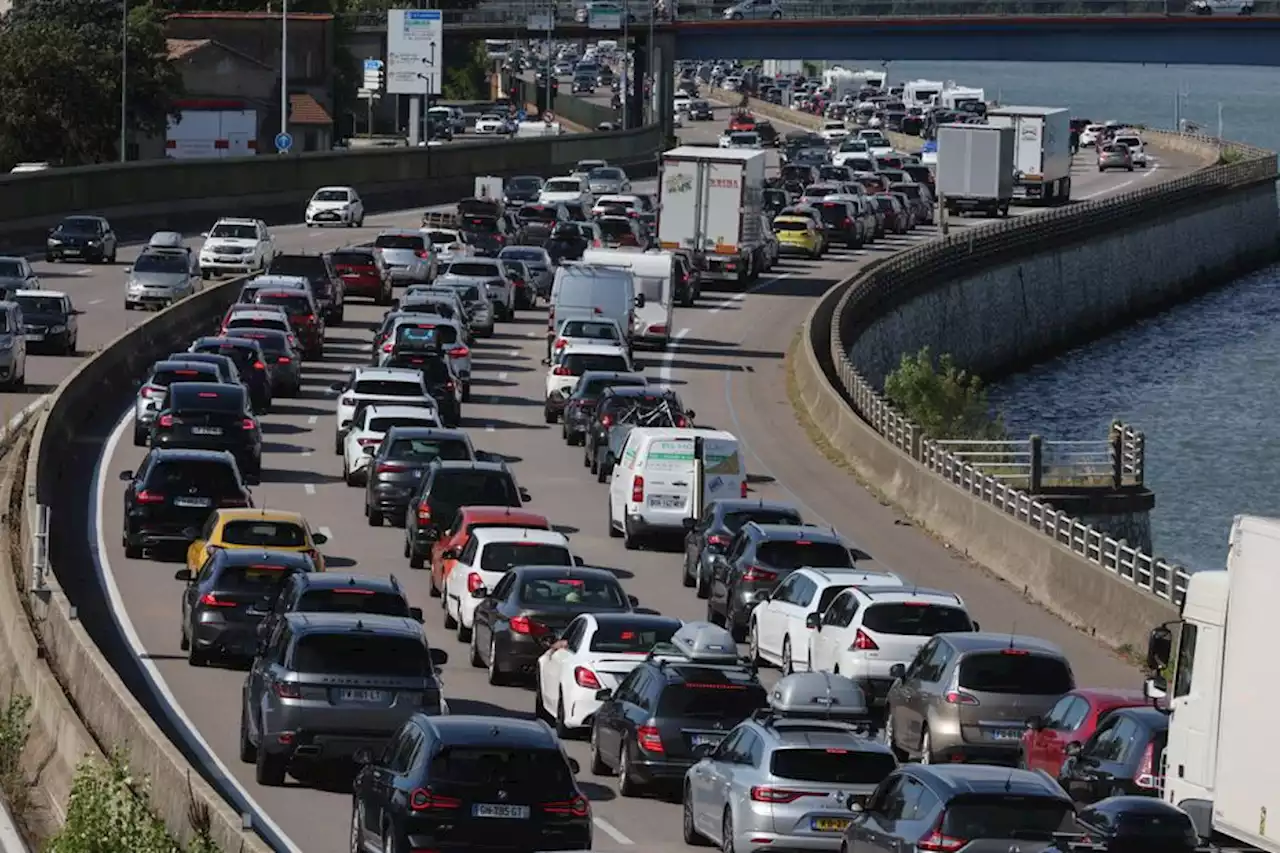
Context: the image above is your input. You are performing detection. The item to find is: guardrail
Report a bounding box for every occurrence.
[930,424,1144,491]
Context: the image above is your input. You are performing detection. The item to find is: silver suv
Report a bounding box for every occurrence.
[239,612,448,786]
[884,633,1074,766]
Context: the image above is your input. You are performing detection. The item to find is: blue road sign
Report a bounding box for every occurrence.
[275,132,293,153]
[363,58,383,72]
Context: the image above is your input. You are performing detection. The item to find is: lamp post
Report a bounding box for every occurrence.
[620,0,629,130]
[418,41,436,143]
[120,0,127,162]
[280,0,289,144]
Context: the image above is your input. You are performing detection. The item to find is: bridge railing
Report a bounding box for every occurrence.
[928,425,1144,491]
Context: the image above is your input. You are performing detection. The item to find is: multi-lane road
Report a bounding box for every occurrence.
[53,101,1204,852]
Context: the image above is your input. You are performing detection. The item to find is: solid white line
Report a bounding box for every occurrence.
[507,349,520,358]
[304,484,316,495]
[306,415,318,425]
[485,425,495,433]
[498,371,509,381]
[301,450,313,458]
[658,327,691,388]
[592,816,633,845]
[709,273,789,314]
[0,784,28,853]
[92,410,304,853]
[1080,160,1161,199]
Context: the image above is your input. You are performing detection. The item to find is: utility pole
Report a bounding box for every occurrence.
[620,0,629,129]
[120,0,127,161]
[545,10,553,119]
[280,0,289,143]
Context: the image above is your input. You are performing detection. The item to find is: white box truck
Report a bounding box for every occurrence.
[1144,514,1280,851]
[935,124,1015,218]
[984,106,1072,204]
[657,146,766,286]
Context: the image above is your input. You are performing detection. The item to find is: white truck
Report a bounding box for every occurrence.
[1144,513,1280,851]
[984,106,1073,204]
[165,109,257,159]
[657,146,766,286]
[935,123,1015,218]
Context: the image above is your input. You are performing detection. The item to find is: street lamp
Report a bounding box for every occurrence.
[280,0,289,145]
[120,0,127,162]
[620,0,629,130]
[417,41,437,143]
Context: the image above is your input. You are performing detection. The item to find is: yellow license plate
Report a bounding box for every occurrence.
[813,818,851,832]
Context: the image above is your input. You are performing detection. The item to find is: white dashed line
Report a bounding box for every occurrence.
[526,331,538,338]
[88,298,103,305]
[301,450,313,458]
[709,273,790,314]
[592,817,634,846]
[485,425,495,433]
[72,267,92,275]
[304,484,316,495]
[498,371,509,381]
[659,327,691,388]
[306,415,318,425]
[507,349,520,358]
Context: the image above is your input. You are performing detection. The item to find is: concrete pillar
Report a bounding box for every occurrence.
[408,96,421,147]
[654,31,676,143]
[628,40,646,132]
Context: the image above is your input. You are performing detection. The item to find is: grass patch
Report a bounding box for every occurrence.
[1219,146,1247,165]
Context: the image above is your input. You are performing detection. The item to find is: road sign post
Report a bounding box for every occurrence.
[361,59,384,137]
[275,131,293,154]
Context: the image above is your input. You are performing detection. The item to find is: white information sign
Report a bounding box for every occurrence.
[387,9,442,96]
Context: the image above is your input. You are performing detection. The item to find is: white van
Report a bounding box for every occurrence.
[0,302,27,389]
[607,427,746,548]
[549,264,641,352]
[580,248,675,349]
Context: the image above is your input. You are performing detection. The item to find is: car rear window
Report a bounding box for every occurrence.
[296,588,409,617]
[227,315,288,332]
[722,509,802,533]
[150,366,215,387]
[290,634,428,677]
[385,438,472,462]
[396,324,457,346]
[770,749,896,784]
[376,234,425,251]
[479,543,572,573]
[958,652,1073,695]
[400,300,454,319]
[256,293,311,314]
[773,222,808,234]
[598,218,636,240]
[220,564,297,593]
[447,262,501,277]
[817,203,850,223]
[1112,811,1194,840]
[268,255,326,285]
[562,354,629,375]
[892,184,921,200]
[873,197,896,212]
[940,797,1073,839]
[562,321,621,341]
[221,521,307,548]
[226,329,288,355]
[428,747,570,789]
[517,575,626,607]
[521,207,559,223]
[147,460,240,494]
[590,622,678,653]
[861,604,973,636]
[582,377,644,397]
[354,380,422,396]
[369,416,436,433]
[460,216,499,233]
[331,251,376,267]
[171,387,244,412]
[658,679,767,719]
[757,540,852,569]
[437,471,518,505]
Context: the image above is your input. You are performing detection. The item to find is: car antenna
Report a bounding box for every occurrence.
[1009,621,1018,648]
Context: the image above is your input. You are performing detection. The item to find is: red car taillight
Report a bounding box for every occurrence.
[136,490,165,504]
[630,475,644,503]
[636,724,664,753]
[741,564,776,582]
[199,592,237,608]
[574,667,601,689]
[466,572,484,593]
[410,788,461,812]
[541,794,589,817]
[850,629,878,651]
[509,615,549,636]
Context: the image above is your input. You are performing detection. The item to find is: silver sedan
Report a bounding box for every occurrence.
[587,166,632,196]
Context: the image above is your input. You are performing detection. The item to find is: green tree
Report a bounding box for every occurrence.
[0,0,181,166]
[883,347,1006,441]
[443,40,489,101]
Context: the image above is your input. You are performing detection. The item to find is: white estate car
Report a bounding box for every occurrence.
[857,130,893,154]
[748,567,903,675]
[198,218,275,279]
[331,366,434,455]
[819,120,850,143]
[305,186,365,228]
[1113,132,1149,166]
[421,228,471,264]
[544,340,635,401]
[539,176,594,209]
[341,403,441,486]
[535,612,683,734]
[443,527,577,642]
[474,113,509,134]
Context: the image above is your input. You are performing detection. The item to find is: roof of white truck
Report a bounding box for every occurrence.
[664,146,765,162]
[985,106,1069,116]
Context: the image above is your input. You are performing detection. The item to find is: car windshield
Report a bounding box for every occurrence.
[148,460,240,494]
[757,540,853,569]
[219,564,297,594]
[508,177,542,191]
[862,604,973,635]
[209,224,257,240]
[771,749,897,784]
[479,543,572,573]
[447,262,500,277]
[353,380,421,396]
[590,622,678,653]
[15,296,63,314]
[425,231,459,245]
[428,747,570,789]
[940,797,1073,840]
[133,253,188,273]
[222,521,307,547]
[256,293,310,314]
[545,179,581,193]
[438,471,517,504]
[331,251,376,267]
[385,438,472,462]
[517,575,627,607]
[958,653,1074,695]
[291,634,428,677]
[562,353,628,374]
[312,190,350,202]
[368,416,436,432]
[376,234,424,251]
[658,679,767,719]
[296,588,409,616]
[588,168,624,180]
[57,218,99,235]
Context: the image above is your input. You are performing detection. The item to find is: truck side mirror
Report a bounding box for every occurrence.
[1146,625,1173,672]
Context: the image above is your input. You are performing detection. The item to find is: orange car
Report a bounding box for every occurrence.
[427,506,552,594]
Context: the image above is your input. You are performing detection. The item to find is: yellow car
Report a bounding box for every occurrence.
[185,508,329,573]
[772,215,824,259]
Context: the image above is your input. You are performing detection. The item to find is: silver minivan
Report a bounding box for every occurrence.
[0,302,27,389]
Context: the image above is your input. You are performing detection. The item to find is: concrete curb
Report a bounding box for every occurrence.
[0,793,28,853]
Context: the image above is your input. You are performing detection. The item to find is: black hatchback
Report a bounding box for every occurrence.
[682,499,803,598]
[562,371,650,447]
[404,461,529,563]
[120,448,252,559]
[188,336,273,412]
[150,382,263,483]
[386,346,463,428]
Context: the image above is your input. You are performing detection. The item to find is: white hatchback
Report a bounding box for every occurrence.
[305,186,365,227]
[545,340,635,401]
[331,367,434,454]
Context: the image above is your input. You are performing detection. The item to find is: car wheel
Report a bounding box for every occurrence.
[623,517,639,550]
[589,724,611,775]
[124,538,143,560]
[695,563,711,599]
[456,612,471,643]
[544,408,557,424]
[683,785,710,846]
[607,501,621,537]
[188,643,209,667]
[748,621,762,665]
[443,597,457,630]
[469,629,484,668]
[885,712,906,760]
[367,507,384,527]
[255,741,287,786]
[597,453,612,484]
[920,727,934,764]
[706,598,724,627]
[132,424,148,447]
[781,637,795,675]
[238,712,257,763]
[555,692,571,739]
[486,636,506,685]
[409,549,424,569]
[462,382,471,402]
[617,743,640,797]
[682,555,695,588]
[722,808,736,853]
[333,432,343,455]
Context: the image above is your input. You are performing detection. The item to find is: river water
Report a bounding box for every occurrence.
[836,60,1280,570]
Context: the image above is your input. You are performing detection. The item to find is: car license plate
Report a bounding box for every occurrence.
[62,249,80,256]
[473,804,530,820]
[25,334,43,342]
[689,734,723,748]
[191,426,223,436]
[173,497,212,508]
[813,817,851,832]
[648,495,683,509]
[988,728,1021,741]
[339,689,385,703]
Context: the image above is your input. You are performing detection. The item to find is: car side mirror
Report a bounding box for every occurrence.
[409,606,424,622]
[627,594,639,608]
[633,364,644,371]
[889,663,906,679]
[845,797,864,813]
[692,742,716,759]
[634,293,645,307]
[200,232,210,238]
[181,526,199,540]
[312,533,328,545]
[805,613,822,630]
[1026,715,1044,731]
[1065,742,1082,757]
[573,555,585,566]
[682,517,697,531]
[173,569,193,582]
[429,647,448,666]
[470,585,488,599]
[520,488,531,503]
[685,409,696,419]
[123,266,132,274]
[594,688,612,701]
[540,357,551,366]
[353,747,373,765]
[391,299,400,309]
[119,470,134,481]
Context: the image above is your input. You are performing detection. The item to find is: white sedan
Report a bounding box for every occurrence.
[341,403,440,486]
[474,113,510,134]
[443,527,576,642]
[535,612,683,733]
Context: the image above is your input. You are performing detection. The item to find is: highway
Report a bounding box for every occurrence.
[54,102,1204,853]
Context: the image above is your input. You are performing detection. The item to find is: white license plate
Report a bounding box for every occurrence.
[25,334,43,342]
[689,734,723,748]
[62,249,80,256]
[217,257,240,263]
[191,426,223,436]
[339,689,385,703]
[648,495,683,509]
[473,804,530,820]
[988,728,1021,741]
[173,497,212,508]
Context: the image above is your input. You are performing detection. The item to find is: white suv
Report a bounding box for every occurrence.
[806,585,977,709]
[1112,133,1148,167]
[198,218,275,279]
[330,367,434,455]
[749,567,903,675]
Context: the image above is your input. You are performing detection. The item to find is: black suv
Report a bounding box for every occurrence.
[386,345,463,427]
[814,198,864,247]
[682,499,803,597]
[364,427,476,526]
[561,371,649,447]
[405,461,529,565]
[120,448,252,559]
[457,214,512,257]
[584,386,691,475]
[268,252,346,324]
[188,336,272,412]
[257,572,423,643]
[351,715,592,852]
[150,382,263,483]
[706,524,868,641]
[841,764,1075,853]
[175,548,316,665]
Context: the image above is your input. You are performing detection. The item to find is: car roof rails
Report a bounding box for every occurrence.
[750,672,879,736]
[645,621,746,668]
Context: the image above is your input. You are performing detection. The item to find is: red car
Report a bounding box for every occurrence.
[330,247,392,305]
[728,112,756,133]
[1020,688,1147,775]
[253,289,325,359]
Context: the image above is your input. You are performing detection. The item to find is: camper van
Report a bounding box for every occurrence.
[579,248,674,348]
[549,264,640,353]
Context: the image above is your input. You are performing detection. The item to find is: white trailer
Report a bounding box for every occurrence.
[984,106,1073,204]
[935,124,1015,218]
[657,147,766,286]
[1145,514,1280,851]
[165,109,257,159]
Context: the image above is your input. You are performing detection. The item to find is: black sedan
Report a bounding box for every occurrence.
[469,566,637,686]
[46,215,118,263]
[681,499,802,597]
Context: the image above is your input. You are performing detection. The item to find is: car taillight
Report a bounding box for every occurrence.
[510,615,549,636]
[599,413,613,427]
[157,414,174,428]
[416,501,432,522]
[293,314,314,326]
[241,417,256,430]
[553,366,572,376]
[750,786,824,804]
[450,346,470,357]
[918,814,966,852]
[1134,741,1159,789]
[630,475,644,503]
[541,794,589,817]
[553,339,567,350]
[706,534,729,547]
[136,490,165,504]
[278,356,292,364]
[271,681,302,699]
[375,462,407,473]
[850,629,879,651]
[466,572,484,593]
[287,335,297,349]
[740,480,749,498]
[636,724,664,754]
[944,690,980,705]
[410,788,461,812]
[841,217,853,227]
[253,361,266,371]
[357,437,380,446]
[199,592,237,608]
[415,249,429,258]
[592,240,601,248]
[574,667,601,689]
[383,342,394,352]
[741,564,776,582]
[444,380,455,391]
[140,385,162,398]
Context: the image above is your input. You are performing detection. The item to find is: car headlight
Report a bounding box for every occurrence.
[47,238,61,246]
[49,324,66,334]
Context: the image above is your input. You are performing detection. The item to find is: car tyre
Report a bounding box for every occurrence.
[617,744,640,797]
[334,432,343,455]
[919,727,934,764]
[722,808,736,853]
[124,538,143,560]
[486,636,506,686]
[239,712,257,763]
[367,507,384,527]
[885,713,906,761]
[469,629,484,667]
[554,693,572,739]
[682,555,695,588]
[456,614,471,643]
[748,621,763,666]
[443,597,457,630]
[695,563,711,599]
[683,785,710,845]
[622,518,640,550]
[188,644,209,667]
[255,742,287,786]
[409,550,424,569]
[781,637,795,675]
[132,424,148,447]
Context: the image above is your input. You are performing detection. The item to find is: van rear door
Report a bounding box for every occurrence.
[639,436,697,525]
[701,436,745,504]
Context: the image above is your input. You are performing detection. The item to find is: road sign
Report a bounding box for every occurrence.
[275,132,293,153]
[588,4,622,29]
[387,9,442,96]
[362,58,384,92]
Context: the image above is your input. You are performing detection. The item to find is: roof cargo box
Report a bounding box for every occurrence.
[652,621,740,664]
[768,672,870,719]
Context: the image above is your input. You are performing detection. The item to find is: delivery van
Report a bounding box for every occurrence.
[549,263,641,352]
[579,248,675,349]
[607,427,746,548]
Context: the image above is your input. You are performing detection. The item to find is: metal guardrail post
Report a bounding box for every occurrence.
[1029,435,1043,494]
[29,502,49,593]
[1110,424,1124,490]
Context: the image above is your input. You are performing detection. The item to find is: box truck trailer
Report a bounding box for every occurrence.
[935,124,1015,218]
[984,105,1073,204]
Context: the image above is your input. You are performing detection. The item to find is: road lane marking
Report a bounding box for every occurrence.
[301,450,313,457]
[92,409,305,853]
[498,371,508,381]
[485,425,495,432]
[659,327,691,388]
[304,484,316,495]
[593,817,634,845]
[306,415,318,425]
[526,331,538,338]
[88,298,103,305]
[72,267,92,275]
[507,349,520,357]
[1080,159,1161,199]
[709,273,790,314]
